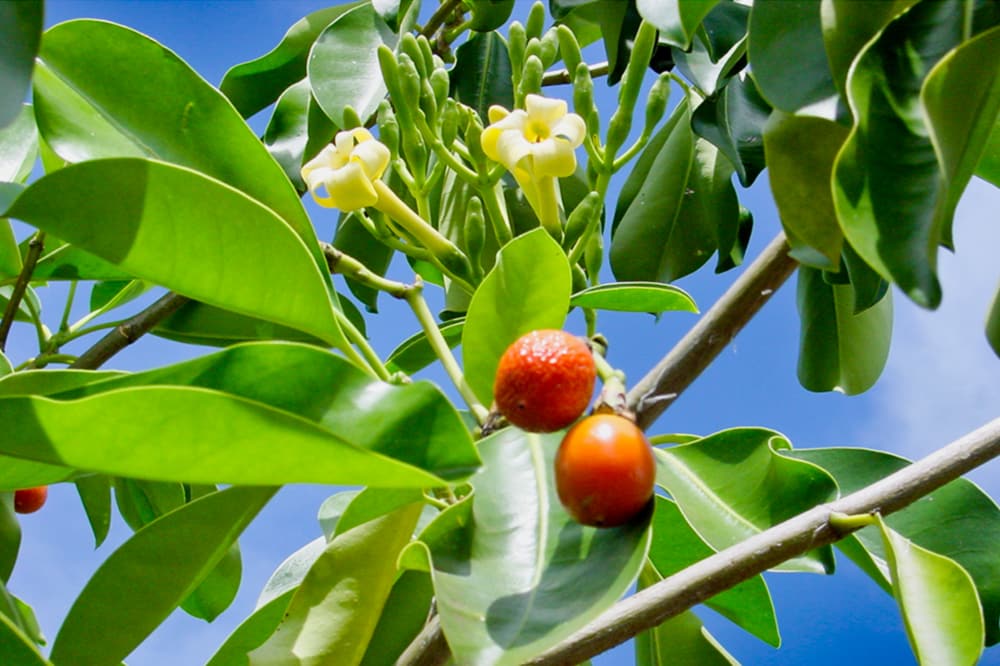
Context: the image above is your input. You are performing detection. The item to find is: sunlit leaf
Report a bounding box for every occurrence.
[638,0,719,50]
[206,591,294,666]
[263,79,336,192]
[571,282,697,315]
[670,3,749,95]
[0,1,42,128]
[74,475,112,548]
[0,104,37,185]
[451,31,514,122]
[0,496,19,584]
[386,318,464,375]
[977,113,1000,188]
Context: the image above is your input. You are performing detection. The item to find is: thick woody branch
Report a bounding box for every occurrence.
[628,232,797,429]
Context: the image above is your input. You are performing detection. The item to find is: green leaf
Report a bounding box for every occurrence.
[462,229,572,405]
[6,158,346,349]
[33,19,327,280]
[0,104,38,184]
[221,3,365,118]
[571,282,698,315]
[611,98,738,283]
[308,4,398,127]
[763,110,849,269]
[0,612,48,666]
[0,495,20,584]
[386,318,464,374]
[57,342,480,483]
[465,0,516,32]
[333,488,425,538]
[248,502,422,666]
[598,0,643,85]
[876,515,984,666]
[747,0,837,112]
[691,72,771,187]
[637,0,719,50]
[976,112,1000,187]
[635,567,738,666]
[29,240,133,283]
[317,492,363,542]
[988,286,1000,357]
[263,79,337,193]
[89,280,149,314]
[0,456,73,492]
[669,3,749,96]
[796,265,893,394]
[451,32,514,122]
[75,475,112,548]
[0,369,123,398]
[0,351,10,377]
[152,300,329,348]
[655,428,837,573]
[0,1,42,128]
[0,284,40,324]
[206,590,294,666]
[412,428,652,666]
[787,446,1000,646]
[51,486,275,666]
[833,3,1000,308]
[647,497,779,646]
[373,0,415,32]
[359,570,434,666]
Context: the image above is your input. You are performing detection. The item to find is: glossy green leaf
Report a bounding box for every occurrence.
[58,342,479,482]
[0,221,17,282]
[359,570,433,666]
[206,590,294,666]
[0,351,10,377]
[763,110,849,269]
[386,318,464,374]
[6,158,346,349]
[0,283,40,324]
[411,428,652,666]
[611,98,737,284]
[308,4,398,127]
[51,486,275,666]
[796,265,892,394]
[373,0,415,32]
[0,1,42,128]
[647,497,779,646]
[317,491,362,542]
[876,515,984,666]
[153,300,328,348]
[691,72,771,187]
[833,3,1000,308]
[221,3,364,118]
[571,282,698,315]
[977,112,1000,187]
[33,19,326,279]
[635,567,738,666]
[598,0,643,85]
[257,538,327,612]
[263,79,337,193]
[0,611,48,666]
[334,213,394,314]
[655,428,837,573]
[0,496,19,584]
[670,3,749,96]
[787,447,1000,645]
[114,479,184,532]
[747,0,836,112]
[333,488,425,538]
[248,502,422,666]
[29,241,133,283]
[988,287,1000,357]
[462,229,572,405]
[451,31,514,122]
[465,0,515,32]
[0,104,37,184]
[0,369,123,398]
[75,475,112,548]
[0,456,74,492]
[638,0,719,50]
[0,582,44,648]
[89,280,148,314]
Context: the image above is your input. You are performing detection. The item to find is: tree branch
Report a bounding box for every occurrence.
[628,232,797,429]
[0,230,45,352]
[70,292,190,370]
[542,61,610,87]
[419,0,463,38]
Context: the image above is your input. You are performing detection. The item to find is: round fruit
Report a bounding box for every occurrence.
[494,329,596,432]
[555,414,655,527]
[13,486,48,515]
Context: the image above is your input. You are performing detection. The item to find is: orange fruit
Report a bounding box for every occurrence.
[555,414,655,527]
[14,486,48,514]
[494,329,596,432]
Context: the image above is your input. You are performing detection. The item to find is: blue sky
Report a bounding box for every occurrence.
[7,1,1000,664]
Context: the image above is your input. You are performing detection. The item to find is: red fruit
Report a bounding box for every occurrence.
[13,486,48,514]
[555,414,655,527]
[494,329,596,432]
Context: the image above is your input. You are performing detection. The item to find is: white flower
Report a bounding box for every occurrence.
[301,128,390,211]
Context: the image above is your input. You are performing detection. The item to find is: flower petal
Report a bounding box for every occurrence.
[530,137,579,178]
[351,139,390,180]
[550,113,586,148]
[524,94,568,126]
[311,161,378,210]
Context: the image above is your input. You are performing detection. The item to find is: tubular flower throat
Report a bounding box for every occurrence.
[301,128,390,211]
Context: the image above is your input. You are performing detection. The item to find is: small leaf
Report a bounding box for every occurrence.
[386,318,464,375]
[691,72,771,187]
[0,1,42,128]
[655,428,838,573]
[74,475,112,548]
[462,229,572,405]
[317,491,363,542]
[88,280,148,314]
[670,3,749,96]
[334,213,394,314]
[263,79,336,192]
[451,32,514,122]
[570,282,698,314]
[333,487,425,538]
[206,590,294,666]
[359,570,434,666]
[876,515,984,666]
[988,286,1000,357]
[221,2,365,118]
[248,502,422,665]
[257,538,327,610]
[308,4,399,127]
[0,352,10,377]
[51,486,276,666]
[0,496,20,584]
[637,0,719,50]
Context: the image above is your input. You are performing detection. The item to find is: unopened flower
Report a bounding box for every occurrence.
[302,128,390,211]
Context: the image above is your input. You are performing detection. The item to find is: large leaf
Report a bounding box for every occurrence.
[0,369,123,398]
[0,1,42,128]
[796,265,893,394]
[647,497,779,646]
[33,19,326,279]
[206,591,294,666]
[263,79,336,193]
[0,456,74,492]
[51,486,275,666]
[834,5,1000,308]
[639,0,719,50]
[0,104,37,184]
[788,447,1000,645]
[152,300,330,348]
[876,516,984,666]
[28,240,133,283]
[462,229,572,405]
[977,112,1000,188]
[691,73,771,187]
[670,2,749,96]
[58,342,479,482]
[359,570,434,665]
[450,31,514,122]
[655,428,837,573]
[221,3,364,118]
[308,3,398,127]
[248,502,422,665]
[0,612,48,666]
[5,158,346,349]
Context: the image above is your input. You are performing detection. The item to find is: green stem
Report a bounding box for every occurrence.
[15,353,79,371]
[477,181,514,244]
[335,307,391,381]
[828,511,877,533]
[612,130,651,172]
[59,281,78,333]
[419,0,464,38]
[534,176,563,240]
[322,243,411,298]
[567,172,611,267]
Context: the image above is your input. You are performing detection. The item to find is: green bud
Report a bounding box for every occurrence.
[465,195,486,272]
[377,101,400,156]
[399,33,427,78]
[563,192,601,250]
[440,98,460,149]
[525,1,546,42]
[378,46,408,114]
[571,263,588,293]
[519,55,544,101]
[644,73,671,137]
[556,25,582,80]
[584,229,603,281]
[606,21,658,158]
[398,54,422,106]
[508,21,526,87]
[420,79,438,123]
[341,105,363,129]
[430,68,450,110]
[524,37,542,64]
[573,62,600,137]
[417,35,436,77]
[539,30,559,69]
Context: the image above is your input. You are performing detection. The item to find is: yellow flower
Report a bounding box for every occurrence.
[301,128,390,211]
[481,95,586,236]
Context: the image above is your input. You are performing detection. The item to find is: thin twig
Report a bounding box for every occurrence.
[419,0,463,38]
[542,61,610,87]
[0,231,45,352]
[628,232,797,429]
[70,292,190,370]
